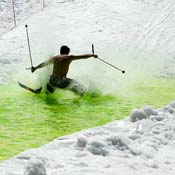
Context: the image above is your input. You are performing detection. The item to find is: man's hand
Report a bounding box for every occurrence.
[31,66,36,73]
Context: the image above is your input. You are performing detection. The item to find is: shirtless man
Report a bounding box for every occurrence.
[31,45,98,95]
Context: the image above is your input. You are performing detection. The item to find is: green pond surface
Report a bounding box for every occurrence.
[0,78,175,161]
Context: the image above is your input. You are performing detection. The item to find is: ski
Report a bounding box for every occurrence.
[18,81,42,94]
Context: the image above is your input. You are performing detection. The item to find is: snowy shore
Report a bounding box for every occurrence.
[1,0,175,174]
[0,102,175,175]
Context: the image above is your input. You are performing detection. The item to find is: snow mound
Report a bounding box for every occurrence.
[76,135,88,148]
[169,101,175,108]
[162,105,175,114]
[1,101,175,174]
[130,106,158,122]
[130,109,147,122]
[24,158,46,175]
[106,135,131,150]
[87,140,109,156]
[143,105,158,117]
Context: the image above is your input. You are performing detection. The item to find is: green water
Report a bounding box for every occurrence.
[0,78,175,161]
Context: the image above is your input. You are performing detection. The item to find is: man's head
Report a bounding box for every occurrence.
[60,45,70,55]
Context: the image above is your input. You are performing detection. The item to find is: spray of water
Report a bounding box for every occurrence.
[2,0,175,97]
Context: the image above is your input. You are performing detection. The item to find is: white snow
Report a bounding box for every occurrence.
[24,158,46,175]
[1,102,175,175]
[1,0,175,174]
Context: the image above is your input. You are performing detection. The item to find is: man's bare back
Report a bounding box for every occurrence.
[31,45,97,95]
[52,55,72,79]
[51,54,97,79]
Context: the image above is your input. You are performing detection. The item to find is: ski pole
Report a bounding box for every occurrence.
[12,0,16,27]
[42,0,45,8]
[92,44,125,74]
[25,24,33,71]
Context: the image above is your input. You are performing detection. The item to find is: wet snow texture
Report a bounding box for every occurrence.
[0,0,42,36]
[1,0,175,85]
[1,103,175,175]
[1,0,175,174]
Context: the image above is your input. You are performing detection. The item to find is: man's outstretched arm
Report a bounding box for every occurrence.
[69,54,98,60]
[31,57,54,73]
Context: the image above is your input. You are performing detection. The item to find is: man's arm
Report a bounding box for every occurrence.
[69,54,98,60]
[31,57,54,73]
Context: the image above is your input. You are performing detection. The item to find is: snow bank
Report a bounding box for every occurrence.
[130,105,158,122]
[0,101,175,175]
[24,158,46,175]
[1,0,175,174]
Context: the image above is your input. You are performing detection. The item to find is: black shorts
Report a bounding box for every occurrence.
[46,75,86,95]
[50,76,72,88]
[46,76,72,93]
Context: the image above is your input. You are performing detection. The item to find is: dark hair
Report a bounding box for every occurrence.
[60,45,70,55]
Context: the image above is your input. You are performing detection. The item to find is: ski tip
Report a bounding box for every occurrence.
[18,81,42,94]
